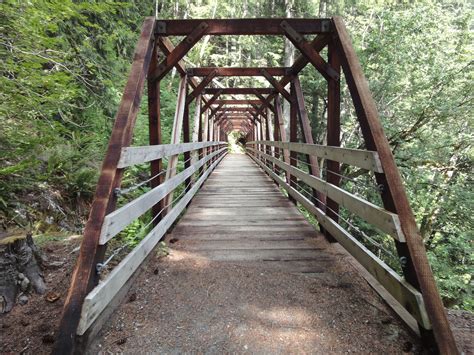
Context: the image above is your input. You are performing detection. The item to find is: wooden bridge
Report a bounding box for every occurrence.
[53,17,458,354]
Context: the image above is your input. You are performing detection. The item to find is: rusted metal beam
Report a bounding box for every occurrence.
[204,88,276,95]
[251,91,276,114]
[292,76,327,232]
[156,19,332,36]
[208,102,224,119]
[187,67,291,76]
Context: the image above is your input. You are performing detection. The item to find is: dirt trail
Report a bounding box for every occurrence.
[90,154,421,353]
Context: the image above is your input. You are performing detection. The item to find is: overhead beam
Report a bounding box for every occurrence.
[152,22,209,82]
[186,70,217,104]
[216,107,257,113]
[187,67,291,77]
[214,99,263,105]
[261,69,292,102]
[202,91,222,112]
[156,19,332,36]
[281,21,339,81]
[204,88,276,95]
[157,37,210,108]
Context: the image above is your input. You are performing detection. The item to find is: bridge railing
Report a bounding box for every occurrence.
[76,141,226,334]
[247,141,430,331]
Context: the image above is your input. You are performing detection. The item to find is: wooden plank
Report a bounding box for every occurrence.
[250,141,382,172]
[334,243,420,336]
[119,141,224,168]
[156,18,332,36]
[77,153,226,336]
[53,18,156,355]
[181,240,318,250]
[333,17,455,350]
[182,249,328,262]
[249,152,430,328]
[249,148,404,241]
[100,147,226,244]
[188,67,290,77]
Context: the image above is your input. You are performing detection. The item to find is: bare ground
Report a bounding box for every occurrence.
[90,247,421,354]
[0,236,472,354]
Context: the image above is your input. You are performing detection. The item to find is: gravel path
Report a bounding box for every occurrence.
[90,249,420,354]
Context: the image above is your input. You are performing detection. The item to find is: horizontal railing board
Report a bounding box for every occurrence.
[248,140,383,172]
[248,148,404,242]
[248,152,430,329]
[100,147,226,244]
[118,141,226,168]
[77,152,226,335]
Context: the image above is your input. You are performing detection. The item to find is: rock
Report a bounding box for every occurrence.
[18,294,28,305]
[20,277,30,292]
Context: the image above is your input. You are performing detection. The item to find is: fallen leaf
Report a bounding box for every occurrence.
[45,291,60,303]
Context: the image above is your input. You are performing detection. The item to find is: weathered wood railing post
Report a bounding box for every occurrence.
[324,38,341,242]
[53,17,156,354]
[183,84,192,192]
[332,16,458,353]
[148,44,164,223]
[289,89,298,204]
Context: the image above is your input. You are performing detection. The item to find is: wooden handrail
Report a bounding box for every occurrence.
[118,141,226,168]
[248,150,429,328]
[249,140,383,172]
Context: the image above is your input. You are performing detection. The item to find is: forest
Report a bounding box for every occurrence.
[0,0,472,317]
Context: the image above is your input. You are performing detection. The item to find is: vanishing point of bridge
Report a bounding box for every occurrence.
[53,18,458,354]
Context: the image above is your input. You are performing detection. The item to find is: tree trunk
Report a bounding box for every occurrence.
[0,233,46,313]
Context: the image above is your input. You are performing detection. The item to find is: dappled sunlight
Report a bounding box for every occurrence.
[227,130,246,154]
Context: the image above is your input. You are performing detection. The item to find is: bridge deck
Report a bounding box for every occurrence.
[171,153,334,274]
[92,153,418,353]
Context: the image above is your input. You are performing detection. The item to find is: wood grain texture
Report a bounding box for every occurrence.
[248,148,404,241]
[156,18,332,36]
[332,17,457,352]
[249,141,382,172]
[167,154,336,277]
[77,152,226,335]
[53,17,156,354]
[248,151,429,329]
